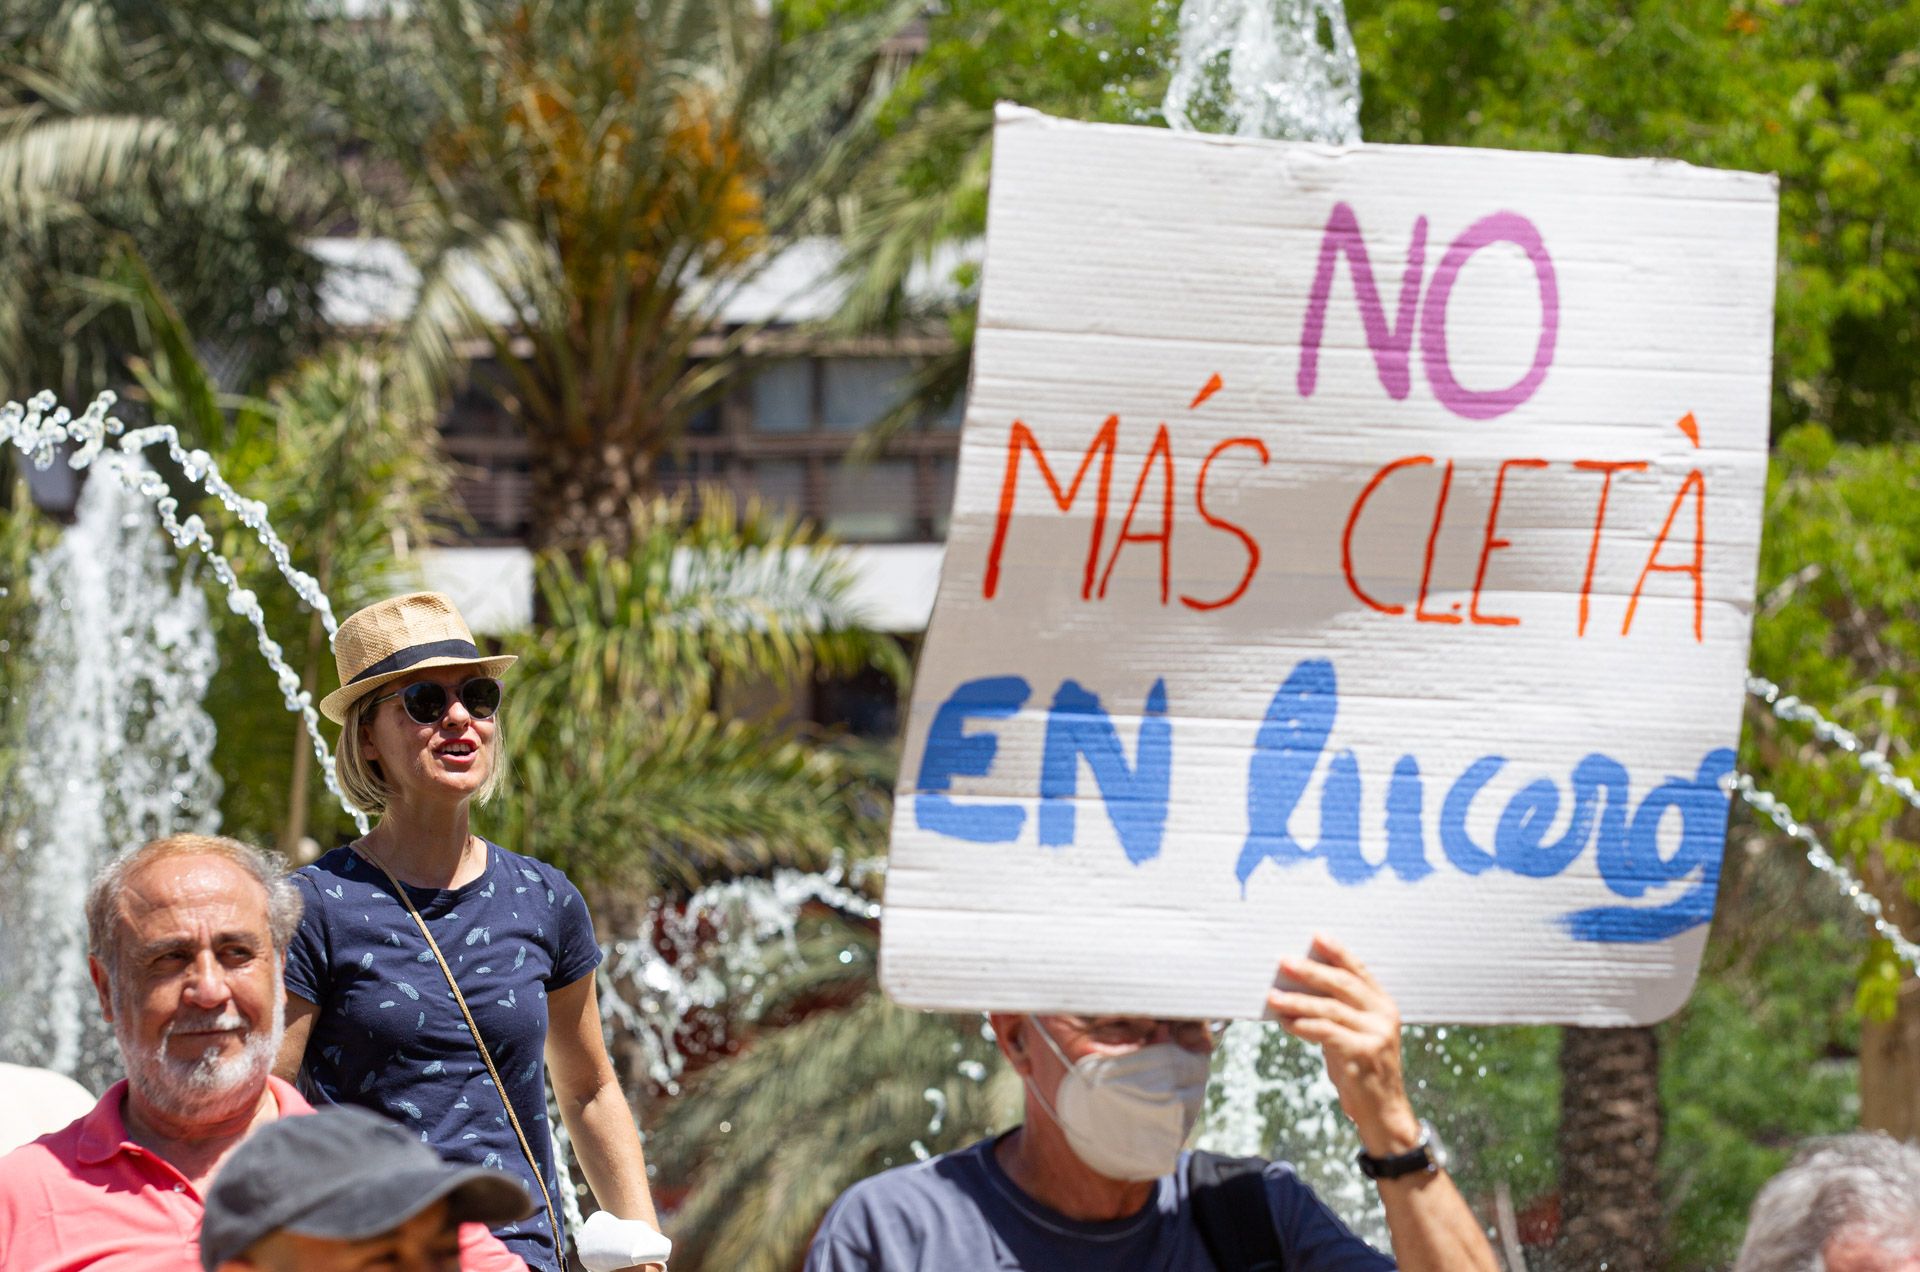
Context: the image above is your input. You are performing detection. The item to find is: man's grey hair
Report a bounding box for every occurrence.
[85,834,303,967]
[1735,1132,1920,1272]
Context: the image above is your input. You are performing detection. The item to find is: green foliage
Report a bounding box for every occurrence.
[1742,428,1920,923]
[0,0,341,401]
[652,917,1020,1272]
[487,491,906,890]
[1658,858,1863,1270]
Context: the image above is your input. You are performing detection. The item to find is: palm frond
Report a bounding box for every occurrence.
[655,989,1019,1272]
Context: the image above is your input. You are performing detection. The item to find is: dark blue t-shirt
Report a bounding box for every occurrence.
[285,842,602,1272]
[806,1134,1396,1271]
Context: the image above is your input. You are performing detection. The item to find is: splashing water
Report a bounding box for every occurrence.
[1163,0,1362,143]
[600,860,882,1092]
[0,454,222,1088]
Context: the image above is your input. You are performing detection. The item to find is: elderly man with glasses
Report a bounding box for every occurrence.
[0,834,525,1272]
[807,935,1498,1272]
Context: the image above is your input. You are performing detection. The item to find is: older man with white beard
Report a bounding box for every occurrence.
[0,834,526,1272]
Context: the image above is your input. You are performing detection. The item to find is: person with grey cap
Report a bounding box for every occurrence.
[1734,1132,1920,1272]
[201,1105,533,1272]
[274,592,663,1272]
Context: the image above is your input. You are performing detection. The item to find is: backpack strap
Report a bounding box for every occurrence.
[1188,1150,1287,1272]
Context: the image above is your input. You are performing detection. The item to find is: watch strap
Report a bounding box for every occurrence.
[1356,1120,1439,1180]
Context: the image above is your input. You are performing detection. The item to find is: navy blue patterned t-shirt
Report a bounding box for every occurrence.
[285,841,602,1272]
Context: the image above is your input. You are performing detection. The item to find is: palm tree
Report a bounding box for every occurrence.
[488,488,907,894]
[1552,1026,1661,1272]
[352,0,924,551]
[0,0,342,402]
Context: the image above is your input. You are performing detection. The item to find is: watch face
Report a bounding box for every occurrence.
[1424,1120,1450,1173]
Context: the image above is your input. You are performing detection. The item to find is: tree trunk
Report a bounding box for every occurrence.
[528,431,656,553]
[1859,860,1920,1137]
[1554,1025,1663,1272]
[1861,979,1920,1138]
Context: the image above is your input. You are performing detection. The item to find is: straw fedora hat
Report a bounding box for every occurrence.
[320,592,517,724]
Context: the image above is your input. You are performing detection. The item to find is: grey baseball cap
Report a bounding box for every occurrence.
[199,1106,533,1270]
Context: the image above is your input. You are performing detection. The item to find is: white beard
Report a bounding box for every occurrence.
[114,979,286,1122]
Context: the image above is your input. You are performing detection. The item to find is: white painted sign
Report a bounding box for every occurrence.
[880,107,1780,1026]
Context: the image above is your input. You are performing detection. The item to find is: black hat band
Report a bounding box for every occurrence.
[347,638,484,685]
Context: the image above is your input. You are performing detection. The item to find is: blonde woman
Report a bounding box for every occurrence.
[274,592,660,1272]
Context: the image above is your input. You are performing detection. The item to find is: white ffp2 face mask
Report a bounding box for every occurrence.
[1023,1018,1213,1181]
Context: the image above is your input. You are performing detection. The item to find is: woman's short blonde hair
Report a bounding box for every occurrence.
[335,694,508,816]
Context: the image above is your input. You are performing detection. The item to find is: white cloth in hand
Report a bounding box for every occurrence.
[576,1210,673,1271]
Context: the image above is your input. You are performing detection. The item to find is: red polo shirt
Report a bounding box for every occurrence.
[0,1076,528,1271]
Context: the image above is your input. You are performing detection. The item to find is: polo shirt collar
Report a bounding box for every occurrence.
[73,1075,312,1166]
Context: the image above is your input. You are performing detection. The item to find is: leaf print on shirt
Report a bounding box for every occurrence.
[417,950,435,963]
[371,890,390,900]
[520,1060,539,1083]
[384,932,402,947]
[416,1010,426,1030]
[379,1000,396,1008]
[424,1061,444,1076]
[324,883,345,899]
[481,879,497,899]
[496,987,517,1009]
[359,952,375,971]
[359,1071,379,1094]
[464,926,491,947]
[514,946,527,969]
[395,1098,422,1119]
[322,1045,345,1066]
[476,966,492,975]
[394,981,420,1000]
[520,869,541,883]
[483,1151,504,1170]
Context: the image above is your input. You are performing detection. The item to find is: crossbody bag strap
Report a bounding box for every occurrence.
[363,852,564,1259]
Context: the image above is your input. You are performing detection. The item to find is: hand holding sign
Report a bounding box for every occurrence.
[1269,934,1422,1158]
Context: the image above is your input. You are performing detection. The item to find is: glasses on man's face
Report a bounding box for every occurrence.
[1058,1016,1227,1053]
[367,677,503,726]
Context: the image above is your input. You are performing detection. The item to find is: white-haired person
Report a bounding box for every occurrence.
[1735,1132,1920,1272]
[273,592,662,1272]
[0,833,524,1272]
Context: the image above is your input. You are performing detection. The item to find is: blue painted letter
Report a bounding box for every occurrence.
[915,675,1030,843]
[1039,679,1173,864]
[1239,659,1373,887]
[1562,748,1735,942]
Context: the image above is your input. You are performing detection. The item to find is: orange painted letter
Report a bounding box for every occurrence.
[1099,424,1177,604]
[1622,468,1706,641]
[983,416,1119,600]
[1469,458,1548,627]
[1183,437,1270,612]
[1343,455,1434,616]
[1415,460,1462,625]
[1572,460,1648,636]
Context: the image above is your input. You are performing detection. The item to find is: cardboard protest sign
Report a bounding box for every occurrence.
[881,106,1779,1026]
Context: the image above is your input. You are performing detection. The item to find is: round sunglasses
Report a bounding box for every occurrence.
[366,676,503,726]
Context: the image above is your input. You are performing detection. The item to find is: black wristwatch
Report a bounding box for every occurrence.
[1356,1120,1448,1180]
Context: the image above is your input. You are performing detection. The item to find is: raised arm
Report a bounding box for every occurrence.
[1266,934,1500,1272]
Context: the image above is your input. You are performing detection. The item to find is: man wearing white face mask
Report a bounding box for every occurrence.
[805,934,1499,1272]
